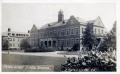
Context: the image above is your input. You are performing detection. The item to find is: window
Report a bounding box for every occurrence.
[71,28,74,35]
[43,32,45,37]
[34,34,36,37]
[71,38,74,46]
[58,30,60,36]
[50,32,52,36]
[61,30,63,36]
[9,43,12,46]
[39,33,41,37]
[66,28,69,35]
[18,44,20,47]
[76,38,79,43]
[13,38,15,41]
[58,40,60,46]
[66,39,69,46]
[49,31,53,37]
[12,33,15,36]
[82,28,84,34]
[76,27,79,34]
[16,34,18,36]
[54,30,57,36]
[102,30,103,33]
[59,40,61,46]
[8,33,11,36]
[61,29,65,36]
[62,39,65,46]
[63,30,65,35]
[95,29,96,34]
[13,43,15,46]
[34,43,35,46]
[98,29,100,34]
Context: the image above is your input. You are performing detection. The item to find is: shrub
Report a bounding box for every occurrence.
[24,47,55,52]
[72,43,80,51]
[61,50,116,72]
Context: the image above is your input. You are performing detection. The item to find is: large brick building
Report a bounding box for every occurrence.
[30,10,105,50]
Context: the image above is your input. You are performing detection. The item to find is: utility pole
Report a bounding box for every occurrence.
[8,35,10,54]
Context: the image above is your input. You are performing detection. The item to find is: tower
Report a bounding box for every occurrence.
[58,10,64,22]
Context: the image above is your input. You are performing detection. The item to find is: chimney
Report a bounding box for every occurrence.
[28,30,30,33]
[8,28,11,32]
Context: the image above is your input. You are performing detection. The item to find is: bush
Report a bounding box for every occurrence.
[24,47,55,52]
[72,43,80,51]
[61,50,116,72]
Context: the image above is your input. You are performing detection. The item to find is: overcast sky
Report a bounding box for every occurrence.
[2,3,116,33]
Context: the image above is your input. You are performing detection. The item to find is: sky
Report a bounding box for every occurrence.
[2,3,116,33]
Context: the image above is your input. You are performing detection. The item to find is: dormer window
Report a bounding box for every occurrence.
[48,24,51,27]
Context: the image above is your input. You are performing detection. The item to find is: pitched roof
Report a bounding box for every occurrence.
[2,31,29,36]
[39,19,68,29]
[38,16,103,30]
[87,20,95,24]
[75,17,88,24]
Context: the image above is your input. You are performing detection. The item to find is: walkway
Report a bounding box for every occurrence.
[2,51,78,58]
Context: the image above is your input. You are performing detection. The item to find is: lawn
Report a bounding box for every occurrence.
[57,51,78,55]
[2,53,67,72]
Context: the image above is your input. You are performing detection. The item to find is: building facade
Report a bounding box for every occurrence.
[30,10,106,50]
[2,28,30,50]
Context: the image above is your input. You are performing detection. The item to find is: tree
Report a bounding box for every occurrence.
[20,39,31,49]
[2,37,9,50]
[98,21,116,52]
[81,23,98,50]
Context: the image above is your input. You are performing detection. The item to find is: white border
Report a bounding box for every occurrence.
[0,0,119,74]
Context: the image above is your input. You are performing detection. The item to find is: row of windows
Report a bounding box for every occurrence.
[39,27,79,38]
[31,38,79,47]
[58,38,79,46]
[94,28,103,34]
[8,33,29,37]
[8,38,24,42]
[9,43,20,47]
[81,28,104,34]
[32,27,104,38]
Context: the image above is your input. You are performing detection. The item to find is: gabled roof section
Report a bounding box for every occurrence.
[66,15,87,25]
[87,16,104,27]
[93,16,105,27]
[31,24,38,32]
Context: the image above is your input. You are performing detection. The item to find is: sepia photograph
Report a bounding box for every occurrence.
[1,3,116,72]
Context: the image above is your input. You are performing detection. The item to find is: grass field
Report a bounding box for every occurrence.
[2,53,67,72]
[57,51,78,55]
